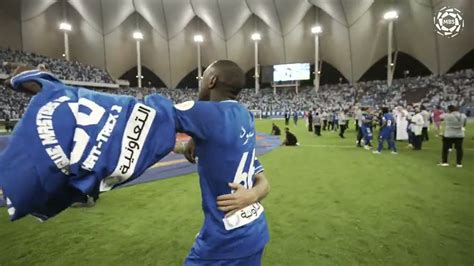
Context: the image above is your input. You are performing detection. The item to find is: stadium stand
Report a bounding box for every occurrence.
[0,48,114,83]
[1,68,473,120]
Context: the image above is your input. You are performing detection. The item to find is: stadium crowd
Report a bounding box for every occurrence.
[240,84,356,115]
[1,68,473,120]
[0,48,114,83]
[355,69,473,111]
[0,47,471,120]
[0,85,30,120]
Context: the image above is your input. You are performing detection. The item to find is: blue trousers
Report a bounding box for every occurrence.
[361,126,372,145]
[378,132,397,152]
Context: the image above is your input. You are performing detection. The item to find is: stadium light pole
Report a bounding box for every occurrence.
[194,34,204,90]
[311,25,322,93]
[59,22,72,61]
[251,33,261,94]
[384,10,398,87]
[133,31,144,88]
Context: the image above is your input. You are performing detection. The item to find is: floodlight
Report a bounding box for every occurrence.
[311,26,322,34]
[133,31,144,40]
[383,10,399,20]
[59,22,72,31]
[251,33,261,41]
[194,35,203,43]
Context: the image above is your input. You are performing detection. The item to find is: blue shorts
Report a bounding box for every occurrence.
[184,249,264,266]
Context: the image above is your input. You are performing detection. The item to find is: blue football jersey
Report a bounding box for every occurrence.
[362,113,373,127]
[173,100,269,260]
[381,113,395,133]
[0,70,176,221]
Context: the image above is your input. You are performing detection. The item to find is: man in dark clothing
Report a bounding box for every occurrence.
[307,110,313,132]
[271,123,281,136]
[420,105,430,141]
[4,117,13,133]
[322,111,328,131]
[338,110,347,138]
[282,127,298,146]
[293,111,298,126]
[284,111,290,125]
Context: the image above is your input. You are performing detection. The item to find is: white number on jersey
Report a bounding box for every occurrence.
[231,149,256,191]
[68,98,106,164]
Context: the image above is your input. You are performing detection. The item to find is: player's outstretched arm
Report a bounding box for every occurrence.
[4,64,43,94]
[216,172,270,216]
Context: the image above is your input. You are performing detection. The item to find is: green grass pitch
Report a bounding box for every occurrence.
[0,120,473,265]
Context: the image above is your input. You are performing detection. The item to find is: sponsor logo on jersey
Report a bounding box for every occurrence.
[223,202,264,231]
[100,103,156,191]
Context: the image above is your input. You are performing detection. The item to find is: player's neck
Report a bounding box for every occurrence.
[210,90,237,102]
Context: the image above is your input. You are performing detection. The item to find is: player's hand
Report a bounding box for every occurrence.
[3,63,27,89]
[4,64,41,94]
[184,139,196,164]
[216,183,258,217]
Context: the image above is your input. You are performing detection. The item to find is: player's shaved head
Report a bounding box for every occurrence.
[199,60,245,101]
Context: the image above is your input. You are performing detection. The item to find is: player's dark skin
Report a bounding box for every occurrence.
[4,64,42,94]
[175,60,270,216]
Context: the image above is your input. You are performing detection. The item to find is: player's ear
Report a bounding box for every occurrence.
[208,76,217,90]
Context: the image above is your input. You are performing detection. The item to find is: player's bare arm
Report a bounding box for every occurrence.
[174,138,196,164]
[4,64,42,94]
[216,171,270,216]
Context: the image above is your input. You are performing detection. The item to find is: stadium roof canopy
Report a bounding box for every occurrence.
[0,0,472,87]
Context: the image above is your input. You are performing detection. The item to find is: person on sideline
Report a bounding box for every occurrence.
[438,105,467,168]
[411,107,425,150]
[338,110,347,138]
[293,110,299,126]
[313,112,322,136]
[322,110,328,131]
[284,111,290,126]
[420,105,430,141]
[307,110,313,132]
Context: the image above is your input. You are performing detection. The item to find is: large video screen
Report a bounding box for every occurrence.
[273,63,310,82]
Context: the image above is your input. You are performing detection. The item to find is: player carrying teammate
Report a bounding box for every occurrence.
[373,107,397,154]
